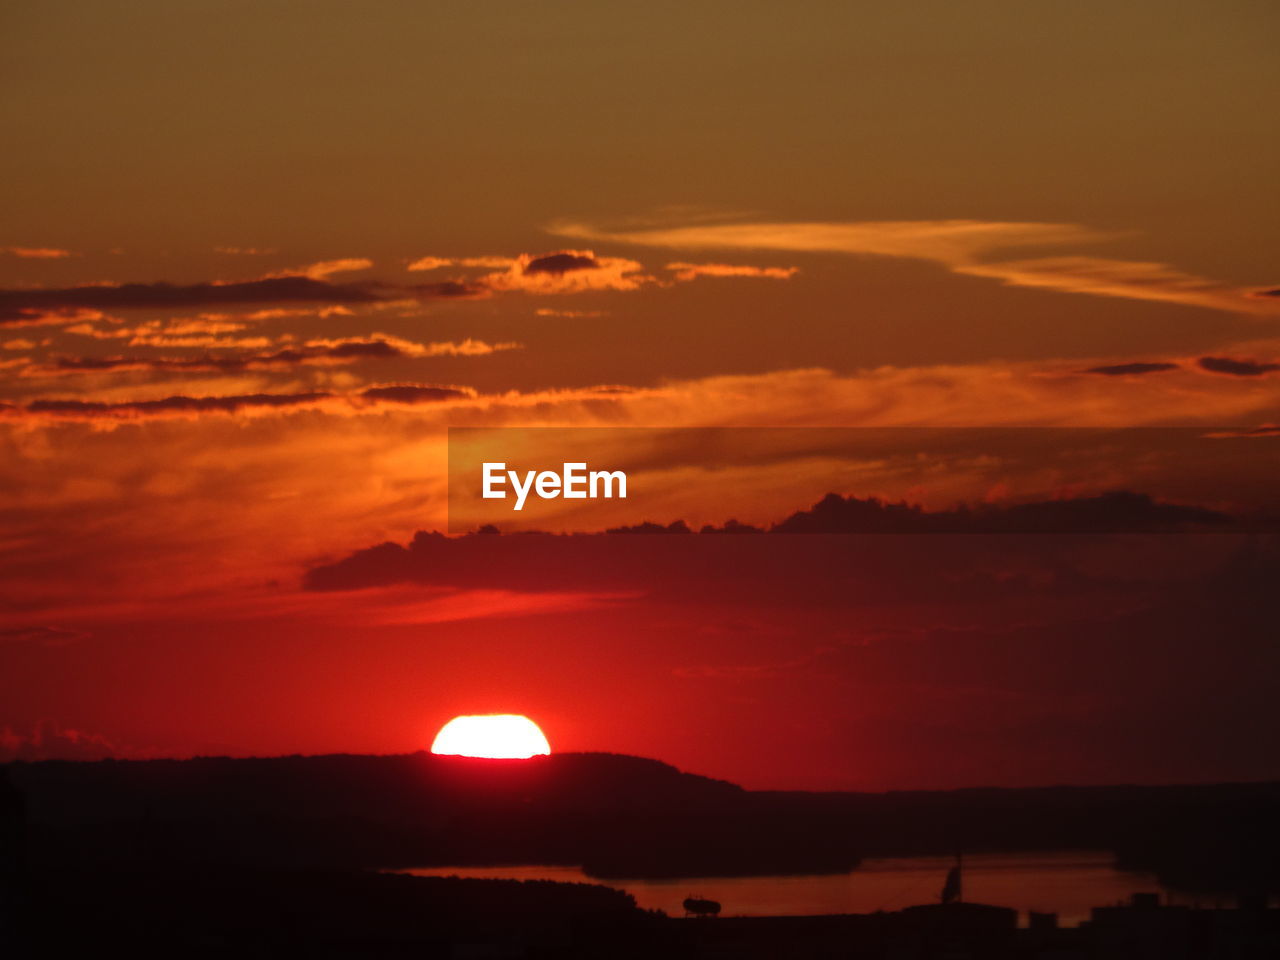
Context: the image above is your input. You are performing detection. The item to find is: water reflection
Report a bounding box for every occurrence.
[398,850,1219,927]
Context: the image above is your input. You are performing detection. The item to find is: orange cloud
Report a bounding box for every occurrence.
[553,219,1277,317]
[8,354,1275,427]
[405,256,455,271]
[244,306,355,320]
[406,255,516,271]
[2,246,72,259]
[65,316,263,347]
[264,257,374,280]
[553,218,1108,265]
[406,250,651,294]
[666,262,799,282]
[955,256,1275,315]
[126,335,277,349]
[301,334,519,358]
[4,353,1278,626]
[478,251,650,294]
[1,308,114,329]
[534,308,608,318]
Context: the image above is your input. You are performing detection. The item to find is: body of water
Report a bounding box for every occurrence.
[397,850,1223,927]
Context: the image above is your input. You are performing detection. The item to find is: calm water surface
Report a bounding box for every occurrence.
[398,850,1225,927]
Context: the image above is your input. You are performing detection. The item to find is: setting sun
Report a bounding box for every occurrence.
[431,714,551,759]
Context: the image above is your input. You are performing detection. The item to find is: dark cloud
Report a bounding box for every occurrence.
[26,392,333,417]
[523,253,599,275]
[320,341,403,359]
[772,491,1228,533]
[0,721,129,761]
[359,385,468,404]
[33,338,429,377]
[305,491,1239,594]
[0,257,614,316]
[0,625,88,645]
[0,277,385,312]
[408,280,487,298]
[1083,362,1179,376]
[1198,356,1280,377]
[6,383,473,419]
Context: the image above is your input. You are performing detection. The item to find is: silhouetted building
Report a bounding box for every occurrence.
[1028,910,1058,931]
[1088,892,1280,959]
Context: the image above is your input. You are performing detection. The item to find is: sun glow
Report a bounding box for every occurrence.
[430,714,551,759]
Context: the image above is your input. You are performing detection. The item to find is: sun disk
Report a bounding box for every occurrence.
[430,714,551,759]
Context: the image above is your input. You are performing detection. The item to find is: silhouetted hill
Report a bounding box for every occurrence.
[9,752,807,878]
[18,867,653,960]
[6,753,1280,891]
[11,751,739,823]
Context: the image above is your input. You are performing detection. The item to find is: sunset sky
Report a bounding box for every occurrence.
[3,1,1278,789]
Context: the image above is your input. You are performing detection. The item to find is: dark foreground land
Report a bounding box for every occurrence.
[3,752,1280,957]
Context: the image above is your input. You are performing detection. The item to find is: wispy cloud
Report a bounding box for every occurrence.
[1,307,113,329]
[7,383,474,421]
[956,256,1273,315]
[0,276,385,312]
[2,246,72,259]
[406,255,515,271]
[9,352,1278,428]
[534,308,609,318]
[19,335,519,378]
[264,257,374,280]
[552,218,1278,316]
[553,218,1109,266]
[666,262,799,282]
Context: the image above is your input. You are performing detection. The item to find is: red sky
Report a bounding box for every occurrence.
[2,1,1278,789]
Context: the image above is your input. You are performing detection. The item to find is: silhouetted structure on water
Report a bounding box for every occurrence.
[682,895,721,917]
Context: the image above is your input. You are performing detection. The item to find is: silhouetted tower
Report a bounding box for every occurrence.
[0,767,27,935]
